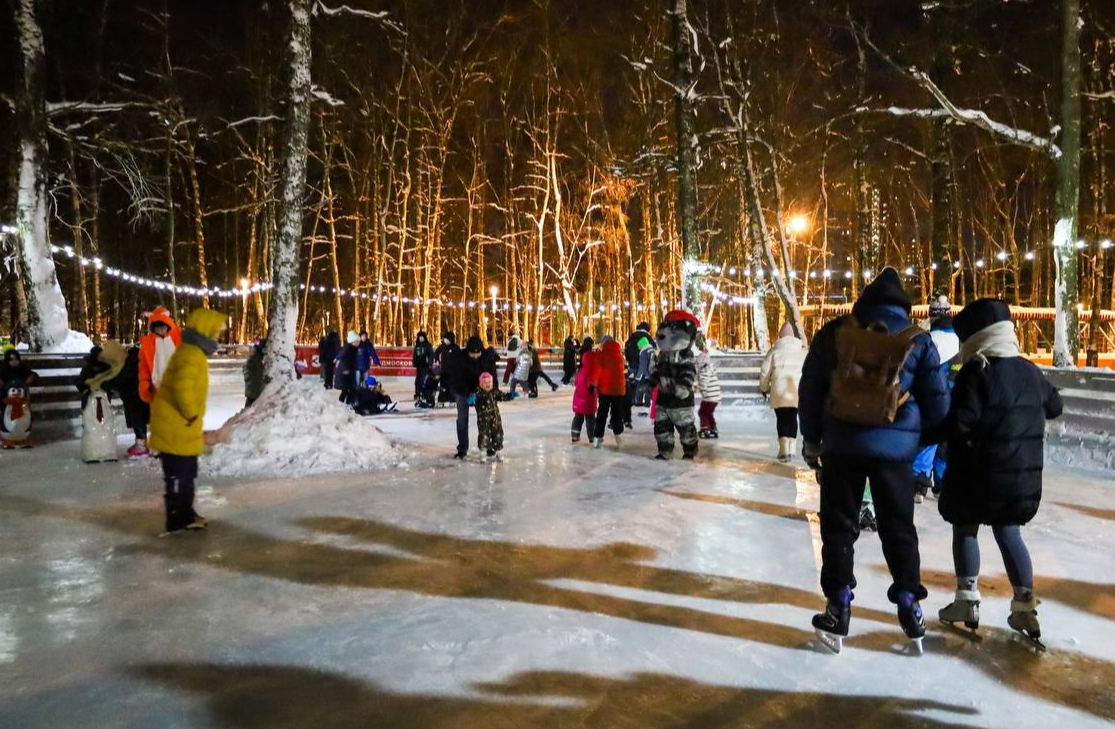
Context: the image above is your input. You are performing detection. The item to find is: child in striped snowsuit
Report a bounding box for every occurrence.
[695,333,721,439]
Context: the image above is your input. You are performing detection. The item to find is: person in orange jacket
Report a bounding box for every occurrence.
[139,306,181,405]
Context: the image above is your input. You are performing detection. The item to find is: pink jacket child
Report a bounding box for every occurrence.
[570,345,599,443]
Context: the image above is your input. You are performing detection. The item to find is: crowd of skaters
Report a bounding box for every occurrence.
[0,264,1066,653]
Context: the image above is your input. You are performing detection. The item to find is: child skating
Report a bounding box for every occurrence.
[694,332,721,439]
[933,299,1062,649]
[571,337,597,443]
[149,308,227,535]
[474,372,509,462]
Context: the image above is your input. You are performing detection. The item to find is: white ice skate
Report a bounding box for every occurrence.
[613,433,623,447]
[1008,596,1046,651]
[593,437,603,449]
[939,589,981,635]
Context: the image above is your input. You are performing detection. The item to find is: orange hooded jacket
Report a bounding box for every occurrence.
[592,340,627,397]
[139,306,182,403]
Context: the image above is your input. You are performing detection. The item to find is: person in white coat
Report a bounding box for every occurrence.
[509,347,533,397]
[759,322,808,462]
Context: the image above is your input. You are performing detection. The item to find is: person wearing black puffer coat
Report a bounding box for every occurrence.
[931,299,1062,642]
[444,335,499,459]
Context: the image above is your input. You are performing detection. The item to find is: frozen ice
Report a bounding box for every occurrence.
[0,376,1113,728]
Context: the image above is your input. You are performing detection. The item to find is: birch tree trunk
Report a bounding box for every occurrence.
[670,0,703,316]
[264,0,311,385]
[14,0,71,351]
[1052,0,1082,367]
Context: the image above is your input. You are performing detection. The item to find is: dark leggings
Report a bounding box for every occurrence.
[134,424,148,441]
[775,407,798,438]
[952,524,1034,591]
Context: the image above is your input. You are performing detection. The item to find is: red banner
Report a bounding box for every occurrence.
[295,345,416,377]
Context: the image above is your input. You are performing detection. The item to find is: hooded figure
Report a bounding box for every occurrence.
[319,330,341,390]
[243,338,267,406]
[562,336,580,383]
[931,299,1063,643]
[150,308,227,534]
[412,330,435,398]
[138,306,181,404]
[798,267,949,649]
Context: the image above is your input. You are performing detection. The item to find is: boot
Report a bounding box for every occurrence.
[593,437,604,449]
[787,438,796,458]
[777,438,792,463]
[812,589,852,653]
[571,433,581,444]
[1008,595,1042,639]
[896,591,927,653]
[127,439,150,459]
[699,428,712,440]
[939,589,981,631]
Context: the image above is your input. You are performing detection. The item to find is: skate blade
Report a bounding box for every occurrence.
[939,620,982,643]
[1013,631,1047,652]
[814,628,843,654]
[907,636,925,655]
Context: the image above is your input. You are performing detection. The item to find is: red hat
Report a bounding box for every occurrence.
[664,309,700,328]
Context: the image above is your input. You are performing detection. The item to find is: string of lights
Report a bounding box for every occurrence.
[46,236,1113,314]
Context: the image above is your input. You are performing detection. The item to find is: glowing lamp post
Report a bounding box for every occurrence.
[490,285,498,343]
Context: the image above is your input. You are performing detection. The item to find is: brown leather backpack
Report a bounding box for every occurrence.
[826,315,923,427]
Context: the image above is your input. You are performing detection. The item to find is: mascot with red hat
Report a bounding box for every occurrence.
[650,309,701,460]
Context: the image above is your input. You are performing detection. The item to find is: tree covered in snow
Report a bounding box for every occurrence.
[13,0,71,351]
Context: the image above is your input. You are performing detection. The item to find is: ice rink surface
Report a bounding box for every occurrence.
[1,374,1113,728]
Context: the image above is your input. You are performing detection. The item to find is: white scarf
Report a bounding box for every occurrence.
[153,335,177,387]
[960,320,1020,365]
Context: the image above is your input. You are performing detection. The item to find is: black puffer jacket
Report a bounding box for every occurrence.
[938,356,1063,526]
[445,337,499,397]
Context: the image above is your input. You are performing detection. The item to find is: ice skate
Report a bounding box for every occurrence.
[654,452,669,461]
[938,589,981,633]
[699,428,712,440]
[612,433,624,447]
[681,450,696,460]
[858,503,877,532]
[478,453,490,463]
[709,429,719,439]
[592,437,603,449]
[550,383,559,392]
[897,592,927,654]
[1008,596,1046,651]
[571,434,581,444]
[486,450,503,463]
[127,440,150,459]
[812,590,852,654]
[452,451,467,460]
[185,515,208,531]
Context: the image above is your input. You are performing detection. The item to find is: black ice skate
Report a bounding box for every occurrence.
[699,429,712,440]
[812,589,852,654]
[897,592,927,654]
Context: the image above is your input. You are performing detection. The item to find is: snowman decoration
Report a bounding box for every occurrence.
[1,382,33,448]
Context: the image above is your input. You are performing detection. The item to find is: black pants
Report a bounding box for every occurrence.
[562,368,575,385]
[571,413,597,439]
[819,455,926,604]
[414,368,428,397]
[529,369,557,393]
[161,453,199,531]
[633,380,652,407]
[134,424,147,441]
[322,361,336,390]
[775,407,798,439]
[593,395,626,439]
[454,393,471,455]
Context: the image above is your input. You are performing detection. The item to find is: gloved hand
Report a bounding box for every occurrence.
[467,393,477,406]
[802,441,823,471]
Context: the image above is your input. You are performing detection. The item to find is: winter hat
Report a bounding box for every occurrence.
[479,372,494,391]
[365,375,378,388]
[3,349,20,365]
[954,298,1012,343]
[929,295,951,319]
[637,321,651,332]
[856,267,911,313]
[347,331,360,345]
[441,330,455,345]
[664,309,701,328]
[465,336,484,353]
[778,322,795,339]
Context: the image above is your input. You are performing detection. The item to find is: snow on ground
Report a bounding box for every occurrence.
[40,329,96,354]
[0,377,1113,728]
[204,379,398,479]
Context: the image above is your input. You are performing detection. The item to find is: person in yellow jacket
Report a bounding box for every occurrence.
[149,308,227,534]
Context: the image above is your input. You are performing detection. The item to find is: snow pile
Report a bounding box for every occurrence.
[1045,422,1115,473]
[41,329,96,354]
[203,379,399,478]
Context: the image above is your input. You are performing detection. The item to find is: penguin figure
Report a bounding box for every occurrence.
[1,383,33,448]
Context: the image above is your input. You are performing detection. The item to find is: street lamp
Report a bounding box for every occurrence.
[788,215,810,235]
[490,285,498,343]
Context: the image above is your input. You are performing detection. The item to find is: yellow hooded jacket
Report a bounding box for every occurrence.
[149,309,226,456]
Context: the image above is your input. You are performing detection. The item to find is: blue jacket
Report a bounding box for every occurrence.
[357,340,380,370]
[798,304,950,462]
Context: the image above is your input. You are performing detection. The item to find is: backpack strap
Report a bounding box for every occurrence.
[892,324,925,409]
